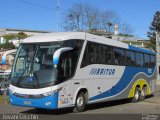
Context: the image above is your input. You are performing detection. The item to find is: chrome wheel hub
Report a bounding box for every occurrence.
[77,96,84,107]
[141,90,145,97]
[135,91,139,100]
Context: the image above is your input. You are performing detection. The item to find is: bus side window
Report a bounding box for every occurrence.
[135,52,144,67]
[105,46,112,64]
[57,50,78,82]
[113,48,125,66]
[150,55,156,68]
[144,54,150,67]
[58,52,70,81]
[81,42,92,67]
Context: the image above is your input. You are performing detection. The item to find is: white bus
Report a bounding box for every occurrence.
[9,32,156,112]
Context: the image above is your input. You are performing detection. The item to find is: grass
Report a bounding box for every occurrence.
[0,95,9,104]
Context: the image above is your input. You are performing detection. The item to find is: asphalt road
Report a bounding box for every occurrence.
[1,82,160,120]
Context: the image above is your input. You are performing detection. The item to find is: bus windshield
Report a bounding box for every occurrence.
[10,40,84,88]
[11,43,60,88]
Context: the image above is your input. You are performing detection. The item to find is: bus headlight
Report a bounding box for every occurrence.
[42,87,63,97]
[42,91,54,97]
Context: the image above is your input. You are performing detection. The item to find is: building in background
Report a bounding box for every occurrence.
[90,31,149,49]
[0,28,50,47]
[112,35,149,49]
[0,28,149,49]
[0,28,50,36]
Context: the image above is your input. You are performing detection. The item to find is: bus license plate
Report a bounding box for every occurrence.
[23,101,31,105]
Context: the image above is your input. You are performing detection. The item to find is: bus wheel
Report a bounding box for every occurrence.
[140,86,147,101]
[132,87,140,103]
[73,92,86,112]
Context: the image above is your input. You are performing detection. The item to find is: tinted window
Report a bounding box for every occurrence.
[144,54,150,67]
[81,42,114,67]
[105,46,113,64]
[113,48,125,65]
[126,50,136,66]
[135,52,144,67]
[81,41,155,68]
[58,40,84,81]
[150,55,156,68]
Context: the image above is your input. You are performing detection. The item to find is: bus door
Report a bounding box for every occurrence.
[53,48,74,106]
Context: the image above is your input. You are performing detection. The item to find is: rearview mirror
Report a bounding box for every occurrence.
[2,49,16,65]
[53,47,73,67]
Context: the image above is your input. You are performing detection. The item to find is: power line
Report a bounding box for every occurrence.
[15,0,65,31]
[16,0,56,11]
[57,0,60,32]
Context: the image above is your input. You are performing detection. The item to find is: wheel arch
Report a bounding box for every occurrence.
[73,86,89,105]
[128,79,151,98]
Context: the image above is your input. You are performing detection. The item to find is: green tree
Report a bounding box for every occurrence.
[16,32,28,40]
[0,39,15,49]
[3,34,16,41]
[0,32,29,49]
[147,11,160,51]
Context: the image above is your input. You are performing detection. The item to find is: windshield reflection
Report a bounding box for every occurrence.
[11,43,60,88]
[11,40,84,88]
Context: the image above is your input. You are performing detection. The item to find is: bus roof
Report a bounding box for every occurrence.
[23,32,86,43]
[129,45,155,55]
[22,32,155,55]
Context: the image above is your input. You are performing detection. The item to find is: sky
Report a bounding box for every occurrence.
[0,0,159,39]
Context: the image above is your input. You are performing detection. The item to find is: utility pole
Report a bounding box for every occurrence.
[156,31,160,80]
[57,0,60,32]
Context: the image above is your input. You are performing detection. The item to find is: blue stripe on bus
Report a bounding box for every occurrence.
[129,45,155,55]
[89,66,155,101]
[9,92,59,109]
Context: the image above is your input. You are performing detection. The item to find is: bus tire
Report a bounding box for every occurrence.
[73,92,86,113]
[132,87,140,103]
[140,86,147,101]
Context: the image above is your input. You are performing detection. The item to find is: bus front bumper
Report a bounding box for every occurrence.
[9,93,59,109]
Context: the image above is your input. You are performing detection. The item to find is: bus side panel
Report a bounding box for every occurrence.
[73,65,156,104]
[72,65,125,103]
[57,80,75,108]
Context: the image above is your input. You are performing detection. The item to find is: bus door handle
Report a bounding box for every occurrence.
[74,82,80,85]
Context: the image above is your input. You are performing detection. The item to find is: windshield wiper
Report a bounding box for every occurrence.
[16,65,30,87]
